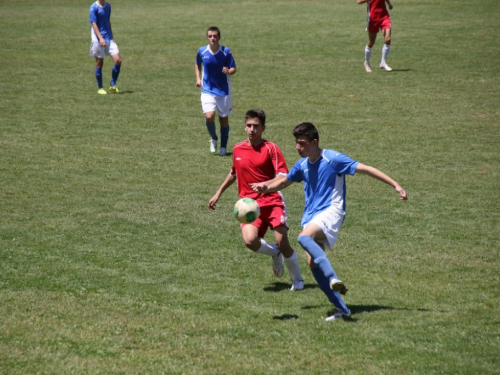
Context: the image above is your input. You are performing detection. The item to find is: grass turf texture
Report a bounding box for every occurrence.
[1,0,499,373]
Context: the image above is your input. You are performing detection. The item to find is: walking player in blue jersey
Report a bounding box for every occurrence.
[89,0,122,95]
[195,27,237,156]
[251,122,408,321]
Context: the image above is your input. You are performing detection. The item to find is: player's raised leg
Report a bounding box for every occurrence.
[241,223,284,277]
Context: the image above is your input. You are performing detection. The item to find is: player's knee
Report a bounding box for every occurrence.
[385,37,391,45]
[243,238,260,252]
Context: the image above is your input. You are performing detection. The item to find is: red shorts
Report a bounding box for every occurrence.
[368,15,391,34]
[241,205,288,238]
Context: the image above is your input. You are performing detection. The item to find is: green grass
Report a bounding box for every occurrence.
[1,0,499,373]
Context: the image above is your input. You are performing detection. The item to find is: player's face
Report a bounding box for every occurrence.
[295,137,316,157]
[244,118,264,145]
[206,31,220,46]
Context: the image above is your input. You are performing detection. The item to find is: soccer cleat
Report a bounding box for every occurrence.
[290,279,304,291]
[364,61,372,73]
[325,308,351,321]
[97,88,107,95]
[108,86,120,93]
[219,147,227,157]
[272,252,284,277]
[380,62,392,72]
[330,278,348,295]
[209,139,217,153]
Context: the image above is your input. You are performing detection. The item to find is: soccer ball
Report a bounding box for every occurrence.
[234,198,260,224]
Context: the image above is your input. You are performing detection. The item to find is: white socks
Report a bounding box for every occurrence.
[256,239,280,256]
[364,45,372,63]
[382,44,391,63]
[284,251,303,282]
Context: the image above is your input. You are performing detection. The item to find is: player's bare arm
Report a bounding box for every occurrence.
[251,174,292,194]
[208,173,237,210]
[386,0,394,10]
[92,22,106,46]
[357,0,368,4]
[355,163,408,200]
[222,67,236,75]
[195,64,202,87]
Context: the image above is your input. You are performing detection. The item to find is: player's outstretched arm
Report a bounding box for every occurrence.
[357,0,368,4]
[386,0,394,10]
[250,174,292,194]
[208,174,236,210]
[355,163,408,200]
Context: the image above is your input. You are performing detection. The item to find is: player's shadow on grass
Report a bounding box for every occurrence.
[273,314,299,321]
[263,282,317,292]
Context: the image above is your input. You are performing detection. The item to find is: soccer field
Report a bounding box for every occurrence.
[1,0,499,373]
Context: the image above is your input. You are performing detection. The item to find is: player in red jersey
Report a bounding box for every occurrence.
[358,0,394,72]
[208,109,304,290]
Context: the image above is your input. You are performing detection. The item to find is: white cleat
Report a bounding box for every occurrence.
[364,61,372,73]
[209,139,217,154]
[329,278,348,295]
[272,252,284,277]
[380,62,392,72]
[290,279,304,291]
[325,308,351,321]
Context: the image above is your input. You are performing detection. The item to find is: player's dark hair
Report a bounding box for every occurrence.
[245,109,266,127]
[293,122,319,142]
[206,26,221,37]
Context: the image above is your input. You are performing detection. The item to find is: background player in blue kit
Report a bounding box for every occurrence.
[89,0,122,95]
[252,122,408,321]
[195,27,237,156]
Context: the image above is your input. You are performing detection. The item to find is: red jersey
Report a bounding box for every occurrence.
[230,139,288,208]
[368,0,390,21]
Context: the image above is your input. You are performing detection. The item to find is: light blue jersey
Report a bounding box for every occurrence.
[90,1,112,42]
[287,149,358,227]
[196,45,236,97]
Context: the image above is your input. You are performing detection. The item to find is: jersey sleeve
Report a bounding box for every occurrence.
[330,152,358,175]
[287,159,304,183]
[89,4,97,23]
[270,142,288,175]
[224,47,236,69]
[195,48,202,65]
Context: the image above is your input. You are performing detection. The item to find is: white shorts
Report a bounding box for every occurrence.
[305,206,345,250]
[201,93,232,118]
[90,40,119,58]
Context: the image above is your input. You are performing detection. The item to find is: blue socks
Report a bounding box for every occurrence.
[111,64,121,87]
[298,235,350,314]
[311,267,350,314]
[220,126,230,149]
[95,65,121,88]
[298,235,338,280]
[205,121,217,140]
[95,67,103,88]
[205,122,229,148]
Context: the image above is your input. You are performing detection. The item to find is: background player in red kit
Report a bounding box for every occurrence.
[208,109,304,290]
[358,0,394,72]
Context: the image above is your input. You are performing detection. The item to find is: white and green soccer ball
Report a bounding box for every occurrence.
[234,198,260,224]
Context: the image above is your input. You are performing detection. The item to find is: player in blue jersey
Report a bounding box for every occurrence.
[195,27,237,156]
[251,122,407,321]
[89,0,122,95]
